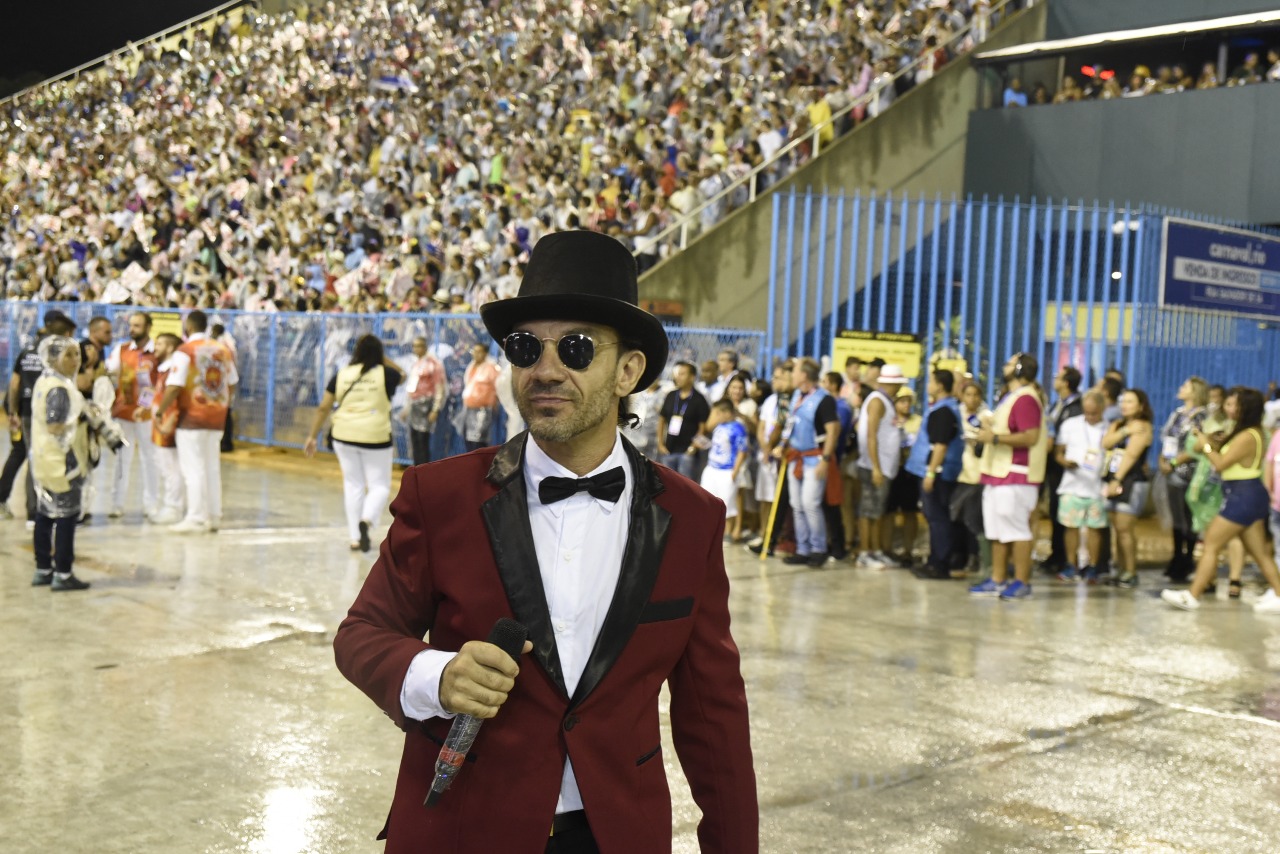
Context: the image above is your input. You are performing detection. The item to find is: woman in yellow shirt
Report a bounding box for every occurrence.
[1163,387,1280,613]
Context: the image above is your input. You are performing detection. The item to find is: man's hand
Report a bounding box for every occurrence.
[656,442,668,456]
[8,412,19,432]
[439,639,534,719]
[975,428,995,445]
[814,459,828,482]
[922,474,934,494]
[303,436,318,458]
[871,468,884,488]
[1158,458,1172,475]
[428,409,439,425]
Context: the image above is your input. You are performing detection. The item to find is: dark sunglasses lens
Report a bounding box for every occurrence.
[504,333,542,368]
[557,335,595,370]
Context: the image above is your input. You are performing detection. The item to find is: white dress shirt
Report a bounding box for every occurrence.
[400,431,633,814]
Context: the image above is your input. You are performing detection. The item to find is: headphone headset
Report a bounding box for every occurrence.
[1010,353,1036,382]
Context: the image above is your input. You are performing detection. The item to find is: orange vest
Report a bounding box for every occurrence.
[463,360,499,409]
[112,343,160,422]
[176,338,235,431]
[152,366,179,448]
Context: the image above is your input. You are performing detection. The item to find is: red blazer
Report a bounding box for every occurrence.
[334,434,758,853]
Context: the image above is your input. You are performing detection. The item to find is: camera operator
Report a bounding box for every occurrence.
[29,336,94,591]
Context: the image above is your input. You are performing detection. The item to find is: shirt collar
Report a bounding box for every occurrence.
[187,331,208,342]
[523,430,631,518]
[125,338,155,353]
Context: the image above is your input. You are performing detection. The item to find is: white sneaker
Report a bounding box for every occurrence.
[25,520,35,531]
[169,519,210,534]
[855,552,888,569]
[1254,589,1280,614]
[149,508,183,525]
[1161,589,1200,611]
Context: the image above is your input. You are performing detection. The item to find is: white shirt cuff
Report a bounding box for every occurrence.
[400,649,460,721]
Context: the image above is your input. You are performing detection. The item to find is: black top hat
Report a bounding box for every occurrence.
[480,230,668,393]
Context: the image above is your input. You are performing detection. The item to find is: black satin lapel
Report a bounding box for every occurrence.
[569,446,671,709]
[482,443,567,698]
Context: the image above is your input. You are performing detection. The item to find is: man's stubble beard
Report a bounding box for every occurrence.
[517,380,615,444]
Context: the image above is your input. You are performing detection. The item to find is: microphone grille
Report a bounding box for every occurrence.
[487,618,529,662]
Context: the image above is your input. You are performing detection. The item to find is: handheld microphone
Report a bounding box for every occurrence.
[425,618,528,807]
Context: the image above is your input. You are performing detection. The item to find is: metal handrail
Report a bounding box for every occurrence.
[639,0,1025,262]
[0,0,259,109]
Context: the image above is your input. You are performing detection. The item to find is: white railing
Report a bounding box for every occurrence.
[0,0,260,109]
[641,0,1026,264]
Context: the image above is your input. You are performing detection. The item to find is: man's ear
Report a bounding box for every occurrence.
[615,349,646,397]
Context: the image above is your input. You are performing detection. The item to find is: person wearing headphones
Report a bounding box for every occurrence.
[970,353,1051,600]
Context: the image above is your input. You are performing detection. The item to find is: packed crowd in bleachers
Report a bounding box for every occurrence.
[1,0,1013,314]
[1004,49,1280,106]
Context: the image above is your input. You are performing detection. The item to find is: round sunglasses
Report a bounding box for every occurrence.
[502,332,618,371]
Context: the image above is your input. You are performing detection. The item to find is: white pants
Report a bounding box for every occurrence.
[333,442,392,542]
[176,428,223,525]
[155,445,184,513]
[113,419,158,511]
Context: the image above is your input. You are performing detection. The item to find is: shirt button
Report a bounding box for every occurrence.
[563,715,579,732]
[555,621,567,633]
[563,551,574,562]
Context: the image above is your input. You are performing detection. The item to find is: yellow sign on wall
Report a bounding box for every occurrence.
[831,330,924,378]
[150,311,184,339]
[1043,304,1135,344]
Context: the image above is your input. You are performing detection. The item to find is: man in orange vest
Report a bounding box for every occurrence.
[153,310,238,533]
[105,311,160,519]
[461,341,500,451]
[149,333,185,524]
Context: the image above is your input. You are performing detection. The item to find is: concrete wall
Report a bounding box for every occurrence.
[1046,0,1280,39]
[638,1,1048,330]
[964,83,1280,224]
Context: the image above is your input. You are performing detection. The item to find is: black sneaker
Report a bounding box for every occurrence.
[358,520,372,553]
[807,552,830,568]
[782,554,810,566]
[51,573,91,591]
[32,569,53,586]
[1115,573,1139,589]
[746,542,774,557]
[912,564,952,580]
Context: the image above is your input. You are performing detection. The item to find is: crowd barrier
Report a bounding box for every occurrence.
[0,304,765,466]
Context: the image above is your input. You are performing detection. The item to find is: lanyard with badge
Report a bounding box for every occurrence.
[667,395,692,436]
[781,390,815,447]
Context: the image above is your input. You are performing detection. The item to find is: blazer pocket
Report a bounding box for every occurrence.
[636,745,661,766]
[637,597,694,623]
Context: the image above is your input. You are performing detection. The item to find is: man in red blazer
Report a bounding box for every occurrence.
[334,230,758,853]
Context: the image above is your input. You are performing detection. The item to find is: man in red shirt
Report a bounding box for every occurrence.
[971,353,1050,600]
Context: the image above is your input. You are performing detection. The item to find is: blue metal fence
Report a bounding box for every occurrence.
[766,190,1280,414]
[1,304,764,465]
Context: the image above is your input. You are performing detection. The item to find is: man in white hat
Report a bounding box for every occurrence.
[853,363,908,568]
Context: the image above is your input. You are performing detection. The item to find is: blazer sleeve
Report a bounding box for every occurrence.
[667,509,760,853]
[333,466,438,731]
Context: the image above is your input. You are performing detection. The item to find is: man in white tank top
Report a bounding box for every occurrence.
[853,365,907,567]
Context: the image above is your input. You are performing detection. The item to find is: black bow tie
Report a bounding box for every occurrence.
[538,466,626,505]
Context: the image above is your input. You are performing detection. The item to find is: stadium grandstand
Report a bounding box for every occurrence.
[1,0,1024,314]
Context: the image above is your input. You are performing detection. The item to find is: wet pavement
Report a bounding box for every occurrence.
[2,442,1279,853]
